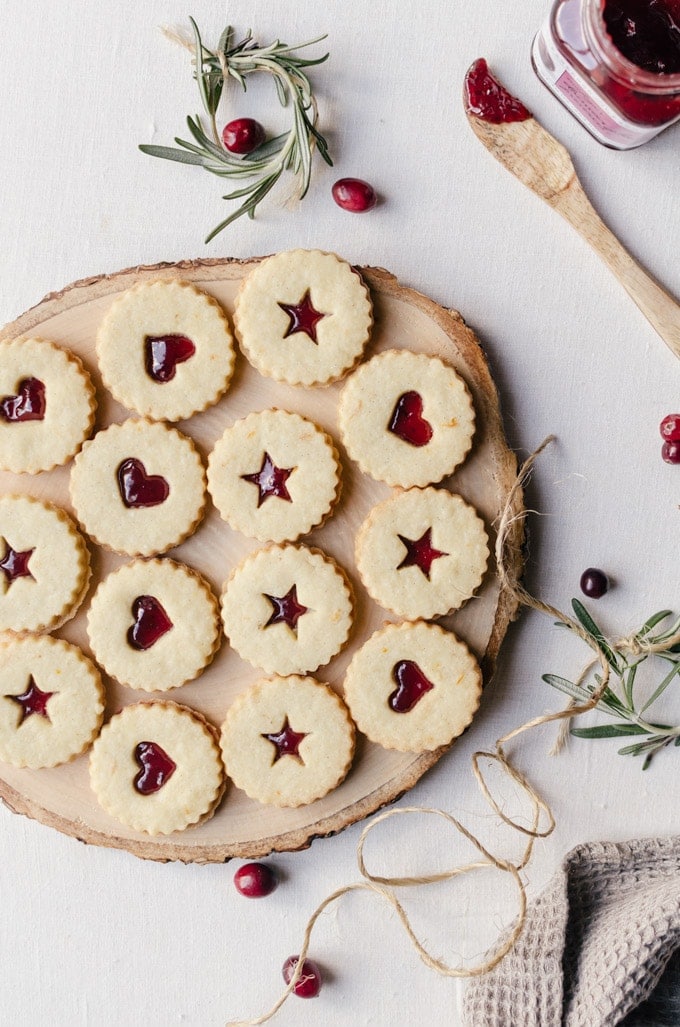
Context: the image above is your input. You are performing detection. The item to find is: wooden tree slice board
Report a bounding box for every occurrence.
[0,257,522,863]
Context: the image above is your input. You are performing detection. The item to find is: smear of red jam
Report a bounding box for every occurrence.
[133,740,176,794]
[464,58,532,123]
[241,452,294,507]
[0,542,35,585]
[388,391,433,447]
[278,290,327,343]
[389,660,434,713]
[10,676,54,723]
[263,584,308,633]
[397,527,448,579]
[604,0,680,74]
[262,717,307,762]
[127,595,174,651]
[0,377,47,422]
[117,458,170,508]
[144,334,196,383]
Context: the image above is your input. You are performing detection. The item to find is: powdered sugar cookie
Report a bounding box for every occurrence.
[343,621,482,752]
[221,544,353,676]
[0,634,104,769]
[87,558,221,692]
[89,701,225,835]
[96,279,235,421]
[207,409,341,543]
[233,249,373,385]
[0,337,96,474]
[69,418,206,556]
[338,349,475,487]
[356,487,489,620]
[0,495,90,634]
[220,675,355,807]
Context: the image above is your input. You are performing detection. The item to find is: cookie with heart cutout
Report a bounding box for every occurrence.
[338,349,475,487]
[69,418,206,557]
[342,620,482,752]
[86,558,221,692]
[0,336,96,474]
[89,701,226,835]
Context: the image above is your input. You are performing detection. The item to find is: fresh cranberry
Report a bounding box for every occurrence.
[660,414,680,442]
[233,862,278,898]
[282,955,322,998]
[662,440,680,464]
[221,118,266,154]
[580,568,609,598]
[331,178,377,213]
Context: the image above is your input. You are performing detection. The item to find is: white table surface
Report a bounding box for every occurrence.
[1,2,679,1025]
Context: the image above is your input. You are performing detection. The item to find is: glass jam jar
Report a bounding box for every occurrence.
[532,0,680,148]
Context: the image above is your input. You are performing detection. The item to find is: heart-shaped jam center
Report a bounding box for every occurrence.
[0,377,46,422]
[133,741,176,794]
[144,334,196,383]
[117,458,170,508]
[397,527,448,579]
[263,584,308,634]
[388,391,433,447]
[10,675,54,724]
[241,452,294,507]
[389,660,434,713]
[262,717,307,763]
[127,595,174,651]
[278,290,327,343]
[0,541,35,586]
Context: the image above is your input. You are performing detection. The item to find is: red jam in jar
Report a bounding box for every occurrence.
[532,0,680,147]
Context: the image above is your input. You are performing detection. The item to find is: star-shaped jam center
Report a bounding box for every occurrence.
[10,675,54,724]
[262,717,308,763]
[241,452,294,507]
[263,584,309,634]
[0,540,35,586]
[397,527,448,580]
[278,290,327,343]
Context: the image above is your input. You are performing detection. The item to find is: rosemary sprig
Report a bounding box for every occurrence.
[140,19,332,241]
[544,602,680,769]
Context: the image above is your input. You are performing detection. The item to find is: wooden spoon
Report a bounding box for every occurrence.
[463,59,680,362]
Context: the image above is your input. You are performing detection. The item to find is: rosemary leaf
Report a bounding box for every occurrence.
[571,723,651,739]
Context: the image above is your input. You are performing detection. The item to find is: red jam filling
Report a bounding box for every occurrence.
[10,675,54,723]
[389,660,434,713]
[278,290,327,343]
[263,584,308,633]
[464,58,532,123]
[262,717,307,762]
[604,0,680,74]
[144,334,196,383]
[0,541,35,585]
[241,452,294,507]
[127,595,174,651]
[0,377,47,422]
[388,391,433,447]
[133,740,177,794]
[397,527,448,579]
[117,458,170,508]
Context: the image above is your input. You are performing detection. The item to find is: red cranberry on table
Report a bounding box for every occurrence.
[233,861,278,898]
[332,177,378,212]
[221,118,266,154]
[660,414,680,442]
[580,568,609,599]
[282,955,322,998]
[662,440,680,464]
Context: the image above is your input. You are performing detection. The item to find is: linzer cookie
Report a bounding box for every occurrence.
[355,486,489,619]
[338,350,475,487]
[69,418,206,556]
[89,701,225,835]
[221,544,353,676]
[207,409,341,543]
[233,249,373,385]
[0,337,96,474]
[342,621,482,752]
[86,558,221,692]
[96,279,235,421]
[0,495,90,634]
[220,675,355,807]
[0,634,104,769]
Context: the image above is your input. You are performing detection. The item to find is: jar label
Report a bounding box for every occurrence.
[555,69,641,146]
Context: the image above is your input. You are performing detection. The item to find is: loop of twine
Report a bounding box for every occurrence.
[226,436,680,1026]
